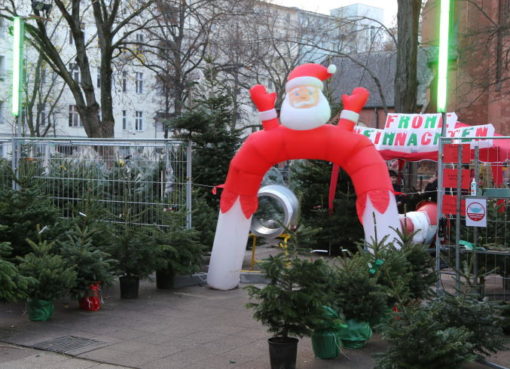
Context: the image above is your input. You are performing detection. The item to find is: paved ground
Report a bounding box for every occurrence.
[0,244,508,369]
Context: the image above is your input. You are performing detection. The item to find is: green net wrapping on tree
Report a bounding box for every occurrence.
[337,319,372,349]
[27,298,54,321]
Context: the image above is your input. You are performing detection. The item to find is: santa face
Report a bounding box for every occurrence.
[280,85,331,130]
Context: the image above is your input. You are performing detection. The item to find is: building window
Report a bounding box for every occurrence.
[135,111,143,131]
[122,110,127,130]
[135,33,144,54]
[135,72,143,94]
[122,71,127,92]
[0,101,4,124]
[68,105,81,127]
[69,63,80,82]
[97,68,101,88]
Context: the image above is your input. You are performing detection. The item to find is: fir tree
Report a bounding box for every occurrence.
[290,160,363,254]
[0,240,35,302]
[17,235,76,301]
[58,225,116,299]
[0,187,60,257]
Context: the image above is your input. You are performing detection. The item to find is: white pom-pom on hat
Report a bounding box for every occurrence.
[327,64,337,74]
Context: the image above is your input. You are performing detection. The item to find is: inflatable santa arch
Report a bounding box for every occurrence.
[207,63,402,290]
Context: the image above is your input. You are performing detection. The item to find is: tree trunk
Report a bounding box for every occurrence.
[100,49,115,138]
[395,0,422,113]
[395,0,422,191]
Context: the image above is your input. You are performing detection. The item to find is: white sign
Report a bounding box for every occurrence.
[354,113,495,154]
[465,198,487,227]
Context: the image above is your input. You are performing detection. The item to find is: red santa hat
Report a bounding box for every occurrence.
[285,63,337,92]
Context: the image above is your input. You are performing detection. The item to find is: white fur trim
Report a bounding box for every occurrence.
[285,76,323,92]
[327,64,336,74]
[259,109,277,121]
[340,110,359,123]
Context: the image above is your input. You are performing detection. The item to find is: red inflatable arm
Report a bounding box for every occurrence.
[338,87,369,131]
[249,85,279,130]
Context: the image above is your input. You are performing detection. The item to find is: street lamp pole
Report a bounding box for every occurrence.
[11,16,25,136]
[435,0,452,291]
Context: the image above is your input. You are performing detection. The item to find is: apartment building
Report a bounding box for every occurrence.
[0,1,388,139]
[0,17,13,138]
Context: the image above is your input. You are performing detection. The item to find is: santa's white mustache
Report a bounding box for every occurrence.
[293,99,314,107]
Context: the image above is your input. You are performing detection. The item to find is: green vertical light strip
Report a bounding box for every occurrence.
[12,17,25,116]
[437,0,451,113]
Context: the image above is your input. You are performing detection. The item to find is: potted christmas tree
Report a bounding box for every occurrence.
[107,223,159,299]
[17,235,76,321]
[331,252,387,348]
[58,225,116,310]
[246,250,332,369]
[154,227,204,289]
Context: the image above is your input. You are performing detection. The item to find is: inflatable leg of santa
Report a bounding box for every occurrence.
[400,202,438,244]
[207,199,252,290]
[362,192,401,249]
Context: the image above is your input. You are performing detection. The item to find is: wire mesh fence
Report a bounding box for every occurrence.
[0,137,191,230]
[437,136,510,301]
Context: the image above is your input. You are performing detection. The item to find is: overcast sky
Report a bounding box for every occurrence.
[272,0,398,26]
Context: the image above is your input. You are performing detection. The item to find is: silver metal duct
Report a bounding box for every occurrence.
[250,185,299,238]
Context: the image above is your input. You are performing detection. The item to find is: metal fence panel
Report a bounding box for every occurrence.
[437,136,510,300]
[0,137,191,230]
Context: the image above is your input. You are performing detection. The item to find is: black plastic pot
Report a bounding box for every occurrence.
[156,269,175,289]
[268,337,298,369]
[119,276,140,299]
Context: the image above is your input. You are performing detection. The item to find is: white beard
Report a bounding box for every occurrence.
[280,93,331,130]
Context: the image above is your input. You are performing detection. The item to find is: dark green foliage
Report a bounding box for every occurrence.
[168,94,241,209]
[0,187,60,257]
[331,254,388,325]
[107,225,159,279]
[17,236,76,300]
[154,226,205,276]
[495,301,510,335]
[191,193,217,249]
[0,240,35,302]
[58,225,116,299]
[369,231,437,305]
[428,293,507,357]
[396,232,437,300]
[245,253,333,339]
[376,305,476,369]
[290,160,363,254]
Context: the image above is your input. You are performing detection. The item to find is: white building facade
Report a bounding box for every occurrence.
[0,1,388,140]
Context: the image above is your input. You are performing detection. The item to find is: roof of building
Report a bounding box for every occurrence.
[327,48,432,109]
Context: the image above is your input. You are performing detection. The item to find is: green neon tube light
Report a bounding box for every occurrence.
[12,17,25,117]
[437,0,451,113]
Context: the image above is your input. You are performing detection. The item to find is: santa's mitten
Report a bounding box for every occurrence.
[339,87,370,131]
[249,85,279,130]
